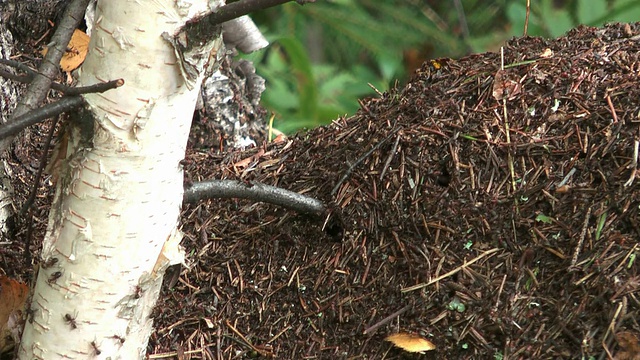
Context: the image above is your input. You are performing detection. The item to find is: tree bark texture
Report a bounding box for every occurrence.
[17,1,223,358]
[0,12,19,236]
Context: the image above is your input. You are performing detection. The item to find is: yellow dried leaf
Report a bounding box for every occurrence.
[41,29,89,72]
[385,332,436,353]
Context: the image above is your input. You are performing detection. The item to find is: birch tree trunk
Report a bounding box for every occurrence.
[18,0,222,358]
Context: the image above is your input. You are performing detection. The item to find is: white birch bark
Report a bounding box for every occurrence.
[18,0,222,358]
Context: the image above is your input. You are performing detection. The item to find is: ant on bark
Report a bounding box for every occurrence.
[26,307,36,324]
[133,285,143,299]
[64,312,78,329]
[47,271,63,284]
[90,341,101,355]
[41,257,58,269]
[110,334,126,345]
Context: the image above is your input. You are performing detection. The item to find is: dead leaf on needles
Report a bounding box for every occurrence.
[615,331,640,360]
[41,28,90,72]
[0,275,29,351]
[385,332,436,353]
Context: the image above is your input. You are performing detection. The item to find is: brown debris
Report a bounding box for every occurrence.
[156,23,640,359]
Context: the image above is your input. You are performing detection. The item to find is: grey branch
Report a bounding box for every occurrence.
[184,180,326,216]
[0,60,123,95]
[0,96,84,140]
[223,16,268,53]
[206,0,316,26]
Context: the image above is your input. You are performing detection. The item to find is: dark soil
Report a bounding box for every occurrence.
[3,23,640,360]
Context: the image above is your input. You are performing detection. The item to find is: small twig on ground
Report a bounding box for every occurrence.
[571,206,592,268]
[332,128,399,196]
[224,320,273,357]
[624,139,639,187]
[605,93,619,123]
[599,299,626,360]
[184,179,326,216]
[401,248,501,293]
[379,133,401,181]
[0,96,84,140]
[363,303,412,335]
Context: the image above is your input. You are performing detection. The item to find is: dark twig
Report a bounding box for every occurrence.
[0,97,84,140]
[0,68,33,86]
[0,0,91,150]
[331,129,399,196]
[0,63,123,95]
[205,0,316,26]
[63,79,124,95]
[21,116,60,266]
[379,133,401,181]
[184,180,326,216]
[363,303,412,335]
[0,58,35,74]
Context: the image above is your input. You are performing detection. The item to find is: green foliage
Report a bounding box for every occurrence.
[250,1,482,134]
[506,0,640,38]
[243,36,385,133]
[248,1,640,134]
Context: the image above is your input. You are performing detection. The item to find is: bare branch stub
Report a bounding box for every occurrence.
[189,0,315,28]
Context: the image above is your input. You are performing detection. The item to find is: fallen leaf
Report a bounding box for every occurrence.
[385,332,436,353]
[41,28,90,72]
[492,69,522,101]
[233,148,265,169]
[615,331,640,360]
[272,133,287,144]
[0,275,29,352]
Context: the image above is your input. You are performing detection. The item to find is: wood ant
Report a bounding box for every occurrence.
[26,307,36,324]
[133,285,143,299]
[90,341,101,355]
[110,334,126,345]
[41,257,58,269]
[64,312,78,329]
[47,271,63,284]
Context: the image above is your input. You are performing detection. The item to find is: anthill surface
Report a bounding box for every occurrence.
[152,23,640,359]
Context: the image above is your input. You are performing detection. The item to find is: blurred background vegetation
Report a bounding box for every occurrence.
[244,0,640,134]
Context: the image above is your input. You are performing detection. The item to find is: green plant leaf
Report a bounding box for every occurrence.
[535,213,553,224]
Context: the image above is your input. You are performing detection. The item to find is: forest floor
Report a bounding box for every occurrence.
[3,23,640,359]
